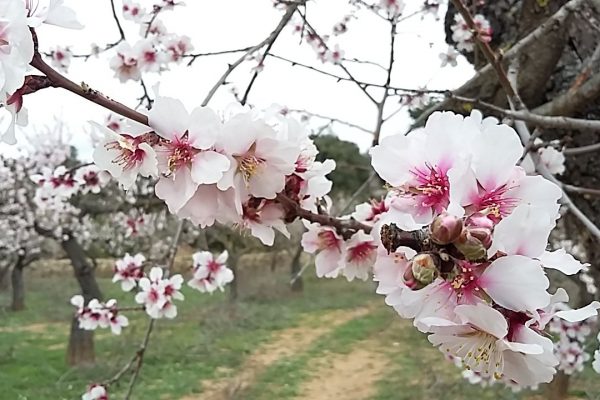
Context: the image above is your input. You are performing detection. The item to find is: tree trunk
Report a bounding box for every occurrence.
[10,257,26,311]
[228,251,239,302]
[0,262,12,291]
[547,371,570,400]
[61,236,103,366]
[290,244,304,293]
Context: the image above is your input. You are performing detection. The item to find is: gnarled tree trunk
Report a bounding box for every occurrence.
[290,244,304,293]
[61,236,103,366]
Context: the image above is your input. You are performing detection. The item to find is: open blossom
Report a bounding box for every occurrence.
[25,0,84,29]
[342,231,377,281]
[135,39,166,73]
[92,122,158,190]
[241,199,289,246]
[164,35,193,62]
[113,253,145,291]
[75,165,110,194]
[439,46,459,67]
[301,222,345,278]
[82,384,108,400]
[148,97,231,213]
[122,0,146,21]
[538,145,566,175]
[0,0,34,107]
[48,46,72,72]
[70,296,129,335]
[451,13,492,52]
[188,250,234,293]
[135,267,184,319]
[109,42,141,83]
[427,303,557,386]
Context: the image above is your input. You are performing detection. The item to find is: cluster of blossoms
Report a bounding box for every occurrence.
[0,0,82,144]
[112,253,146,291]
[301,199,386,281]
[451,13,492,52]
[549,305,595,375]
[134,266,184,319]
[188,250,234,293]
[299,109,598,388]
[70,295,129,335]
[93,97,336,246]
[109,1,192,82]
[289,18,345,65]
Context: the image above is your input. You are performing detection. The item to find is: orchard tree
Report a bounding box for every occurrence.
[2,0,600,399]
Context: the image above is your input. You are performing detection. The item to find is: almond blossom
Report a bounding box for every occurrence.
[301,222,345,278]
[135,267,184,319]
[48,46,72,72]
[148,97,231,213]
[113,253,146,291]
[451,13,492,52]
[92,122,158,190]
[82,384,108,400]
[109,42,141,83]
[188,250,234,293]
[342,230,377,281]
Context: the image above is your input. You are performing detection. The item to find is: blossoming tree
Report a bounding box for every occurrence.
[3,0,600,398]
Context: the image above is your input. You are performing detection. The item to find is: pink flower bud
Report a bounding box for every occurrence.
[430,213,463,245]
[465,213,494,230]
[402,265,420,290]
[468,227,492,249]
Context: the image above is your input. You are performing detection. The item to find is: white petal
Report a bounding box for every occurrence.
[147,96,189,140]
[187,107,222,149]
[480,255,550,313]
[555,301,600,322]
[539,249,587,275]
[190,151,230,185]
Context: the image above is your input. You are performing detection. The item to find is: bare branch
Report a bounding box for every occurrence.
[201,4,300,107]
[563,142,600,156]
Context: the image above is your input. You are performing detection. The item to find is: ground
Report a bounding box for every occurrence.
[1,271,599,400]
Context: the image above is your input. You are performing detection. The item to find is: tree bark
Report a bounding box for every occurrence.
[61,236,103,366]
[10,256,26,311]
[290,244,304,293]
[228,250,239,302]
[547,371,570,400]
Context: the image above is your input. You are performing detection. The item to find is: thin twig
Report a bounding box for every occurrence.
[201,4,300,107]
[564,142,600,156]
[289,108,372,134]
[373,19,397,146]
[123,220,185,400]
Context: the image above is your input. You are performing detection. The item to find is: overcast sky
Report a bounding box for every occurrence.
[3,0,475,159]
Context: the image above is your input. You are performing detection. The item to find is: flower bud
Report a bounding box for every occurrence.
[468,227,492,249]
[430,213,463,245]
[402,265,420,290]
[454,229,487,261]
[465,213,494,230]
[411,253,440,286]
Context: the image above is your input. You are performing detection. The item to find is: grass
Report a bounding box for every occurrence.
[1,270,600,399]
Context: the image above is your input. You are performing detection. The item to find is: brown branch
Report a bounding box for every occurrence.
[563,142,600,156]
[373,19,397,146]
[563,184,600,197]
[30,54,149,126]
[276,193,372,235]
[288,108,372,134]
[451,94,600,132]
[123,220,185,399]
[183,47,254,66]
[201,4,300,107]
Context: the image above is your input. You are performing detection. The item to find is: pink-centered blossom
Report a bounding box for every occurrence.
[149,96,231,213]
[188,250,234,293]
[135,267,184,319]
[113,253,145,291]
[82,384,108,400]
[301,222,345,278]
[92,122,158,190]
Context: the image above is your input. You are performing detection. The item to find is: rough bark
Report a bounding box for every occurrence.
[547,371,570,400]
[61,236,103,366]
[10,256,26,311]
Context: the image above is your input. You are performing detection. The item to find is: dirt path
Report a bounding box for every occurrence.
[180,306,371,400]
[0,322,65,334]
[292,340,387,400]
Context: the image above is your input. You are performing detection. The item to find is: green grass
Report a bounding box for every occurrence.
[2,272,600,399]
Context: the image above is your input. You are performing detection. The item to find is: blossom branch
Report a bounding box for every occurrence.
[563,142,600,156]
[451,0,600,243]
[183,47,254,66]
[29,53,149,126]
[123,220,185,399]
[450,94,600,133]
[373,18,397,146]
[276,193,372,236]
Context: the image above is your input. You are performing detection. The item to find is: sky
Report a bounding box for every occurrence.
[3,0,475,159]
